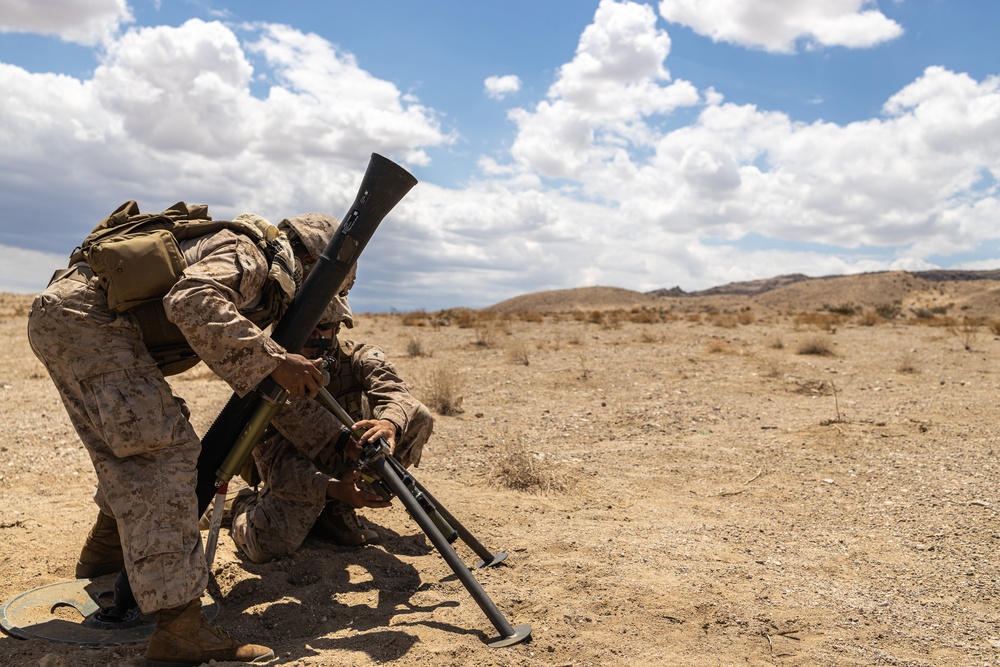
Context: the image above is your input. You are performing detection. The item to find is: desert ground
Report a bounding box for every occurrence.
[1,271,999,667]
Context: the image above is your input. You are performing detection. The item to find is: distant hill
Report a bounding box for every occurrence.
[648,273,812,297]
[485,269,1000,318]
[649,269,1000,298]
[486,286,664,313]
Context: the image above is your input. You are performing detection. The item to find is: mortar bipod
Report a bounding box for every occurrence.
[381,454,508,569]
[369,453,532,647]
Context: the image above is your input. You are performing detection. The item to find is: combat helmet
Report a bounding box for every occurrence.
[279,213,356,329]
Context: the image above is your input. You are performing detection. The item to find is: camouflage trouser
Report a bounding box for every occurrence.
[230,404,433,563]
[27,275,207,613]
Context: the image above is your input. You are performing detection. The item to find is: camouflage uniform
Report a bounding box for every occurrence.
[231,337,434,563]
[27,229,288,613]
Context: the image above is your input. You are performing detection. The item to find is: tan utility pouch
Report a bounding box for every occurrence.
[86,229,187,312]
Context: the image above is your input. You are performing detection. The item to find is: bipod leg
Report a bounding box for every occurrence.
[387,459,507,569]
[372,456,531,647]
[101,568,138,624]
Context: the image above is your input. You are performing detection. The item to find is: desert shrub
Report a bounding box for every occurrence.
[423,369,464,416]
[685,312,702,323]
[406,336,430,357]
[401,310,430,327]
[454,310,479,329]
[912,305,951,320]
[705,339,733,354]
[628,308,660,324]
[505,341,530,366]
[473,324,497,348]
[796,336,835,356]
[857,310,881,326]
[737,309,756,325]
[956,324,979,351]
[769,337,785,350]
[824,303,858,316]
[897,351,919,373]
[601,311,623,330]
[518,310,545,324]
[794,312,841,332]
[875,303,902,319]
[486,436,571,494]
[990,320,1000,336]
[710,314,738,328]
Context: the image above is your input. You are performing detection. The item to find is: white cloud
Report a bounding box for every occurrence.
[1,0,998,312]
[658,0,903,53]
[0,244,68,294]
[0,18,450,264]
[484,74,521,100]
[0,0,132,45]
[508,0,699,179]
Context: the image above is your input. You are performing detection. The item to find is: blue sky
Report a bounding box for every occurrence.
[1,0,998,312]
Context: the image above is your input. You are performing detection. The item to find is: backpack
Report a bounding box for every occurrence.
[68,200,298,375]
[70,200,296,312]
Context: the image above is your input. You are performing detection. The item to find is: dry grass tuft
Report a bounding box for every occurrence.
[896,350,919,373]
[423,369,464,416]
[705,339,734,354]
[401,310,431,327]
[857,310,882,326]
[406,336,431,357]
[796,336,835,356]
[794,312,842,332]
[505,341,531,366]
[486,435,572,494]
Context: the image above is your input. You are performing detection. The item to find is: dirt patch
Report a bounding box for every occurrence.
[1,291,999,666]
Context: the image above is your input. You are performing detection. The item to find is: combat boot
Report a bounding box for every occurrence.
[75,511,124,578]
[141,598,274,667]
[311,501,379,547]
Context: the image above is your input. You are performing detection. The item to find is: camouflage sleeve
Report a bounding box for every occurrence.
[270,398,347,462]
[341,339,421,433]
[163,231,287,397]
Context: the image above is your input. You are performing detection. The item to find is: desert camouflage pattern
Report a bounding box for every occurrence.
[27,229,288,612]
[231,339,434,563]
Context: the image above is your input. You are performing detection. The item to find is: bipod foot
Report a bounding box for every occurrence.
[472,551,507,570]
[487,623,532,648]
[474,551,508,569]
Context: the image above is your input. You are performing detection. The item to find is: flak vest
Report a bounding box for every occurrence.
[325,338,366,422]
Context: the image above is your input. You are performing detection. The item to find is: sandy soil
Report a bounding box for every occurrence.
[1,289,999,667]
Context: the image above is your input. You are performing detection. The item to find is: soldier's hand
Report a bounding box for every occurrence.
[270,354,324,399]
[353,419,399,455]
[326,470,392,509]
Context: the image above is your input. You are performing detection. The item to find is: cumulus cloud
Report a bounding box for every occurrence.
[0,244,68,294]
[0,0,132,45]
[437,0,1000,308]
[508,0,699,179]
[658,0,903,53]
[0,18,449,268]
[1,0,998,312]
[484,74,521,100]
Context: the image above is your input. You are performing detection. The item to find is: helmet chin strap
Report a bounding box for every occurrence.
[292,256,304,290]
